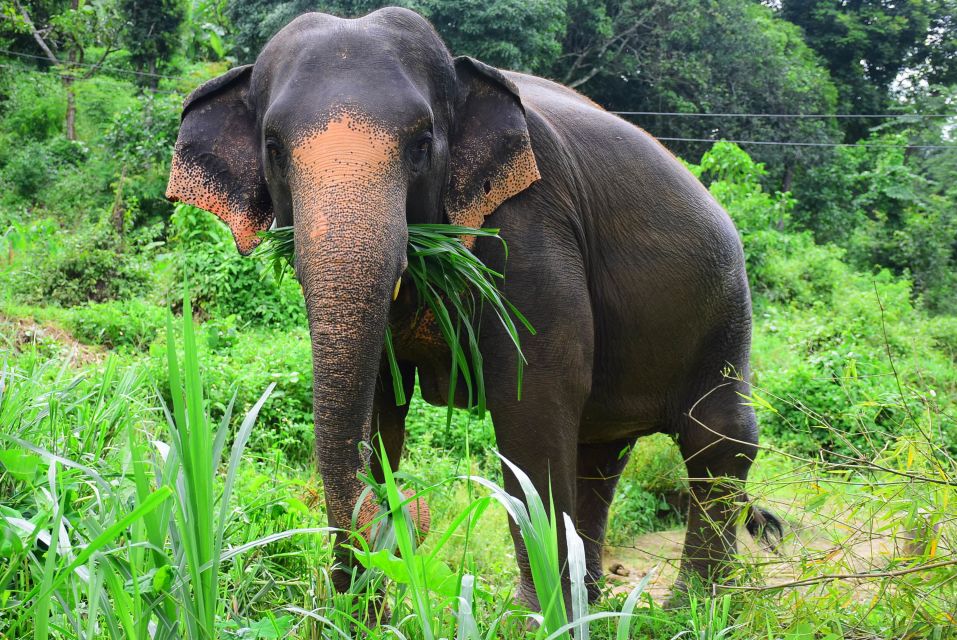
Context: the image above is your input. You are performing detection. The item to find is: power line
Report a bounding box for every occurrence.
[0,48,181,80]
[3,48,956,121]
[613,110,957,119]
[3,49,956,150]
[655,136,955,150]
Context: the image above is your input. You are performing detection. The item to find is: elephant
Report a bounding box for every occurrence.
[166,6,781,608]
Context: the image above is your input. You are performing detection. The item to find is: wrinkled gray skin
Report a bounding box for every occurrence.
[167,7,778,609]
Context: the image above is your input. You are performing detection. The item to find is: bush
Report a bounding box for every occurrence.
[0,68,65,144]
[791,135,957,313]
[11,224,151,307]
[0,137,91,201]
[607,434,687,543]
[751,270,957,457]
[166,204,307,328]
[68,298,167,350]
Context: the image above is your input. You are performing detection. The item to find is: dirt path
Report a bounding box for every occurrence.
[0,312,104,365]
[601,504,946,605]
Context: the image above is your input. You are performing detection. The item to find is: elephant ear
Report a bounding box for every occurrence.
[445,57,540,234]
[166,65,273,255]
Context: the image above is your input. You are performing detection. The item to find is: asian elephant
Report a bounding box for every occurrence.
[166,7,780,607]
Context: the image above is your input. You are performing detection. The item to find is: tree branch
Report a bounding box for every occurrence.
[13,0,59,64]
[716,559,957,592]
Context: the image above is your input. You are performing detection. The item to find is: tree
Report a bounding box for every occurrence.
[224,0,314,62]
[418,0,566,73]
[118,0,186,88]
[225,0,567,73]
[0,0,123,139]
[779,0,939,140]
[554,0,840,187]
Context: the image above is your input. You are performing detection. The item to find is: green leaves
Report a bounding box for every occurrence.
[354,548,460,598]
[257,224,534,422]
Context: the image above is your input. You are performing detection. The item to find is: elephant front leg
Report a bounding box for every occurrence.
[493,403,582,614]
[486,350,592,614]
[576,439,636,602]
[369,360,416,483]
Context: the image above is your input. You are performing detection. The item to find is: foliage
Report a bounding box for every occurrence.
[118,0,187,84]
[0,67,65,145]
[607,434,687,545]
[68,297,167,350]
[565,0,840,178]
[418,0,567,73]
[168,204,307,328]
[8,222,151,307]
[791,133,957,313]
[779,0,955,139]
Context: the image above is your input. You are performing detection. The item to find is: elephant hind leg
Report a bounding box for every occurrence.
[673,382,759,592]
[575,438,636,602]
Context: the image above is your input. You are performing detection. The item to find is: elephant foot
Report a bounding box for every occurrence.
[512,581,541,612]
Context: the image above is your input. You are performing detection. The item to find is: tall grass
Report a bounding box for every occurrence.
[0,294,328,638]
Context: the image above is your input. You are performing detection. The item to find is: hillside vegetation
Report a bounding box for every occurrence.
[1,1,956,638]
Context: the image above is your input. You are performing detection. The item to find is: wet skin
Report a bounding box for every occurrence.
[167,7,774,607]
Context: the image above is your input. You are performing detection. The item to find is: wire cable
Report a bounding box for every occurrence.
[2,49,955,149]
[0,47,181,80]
[612,110,956,119]
[654,136,955,150]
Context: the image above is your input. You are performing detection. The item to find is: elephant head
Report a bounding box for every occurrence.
[166,7,539,563]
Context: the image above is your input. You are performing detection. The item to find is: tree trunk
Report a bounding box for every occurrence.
[111,165,127,238]
[64,75,77,141]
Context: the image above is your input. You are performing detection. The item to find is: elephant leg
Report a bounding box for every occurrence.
[576,438,636,602]
[478,196,594,612]
[493,403,583,613]
[484,304,592,612]
[674,385,758,594]
[370,360,416,483]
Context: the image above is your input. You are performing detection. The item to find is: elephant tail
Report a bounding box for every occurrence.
[745,500,785,552]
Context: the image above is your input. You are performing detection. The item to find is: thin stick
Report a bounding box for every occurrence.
[716,558,957,591]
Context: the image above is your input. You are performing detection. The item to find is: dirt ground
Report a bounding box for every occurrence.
[602,504,949,605]
[0,313,104,365]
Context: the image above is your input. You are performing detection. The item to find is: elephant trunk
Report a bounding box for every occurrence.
[290,116,407,541]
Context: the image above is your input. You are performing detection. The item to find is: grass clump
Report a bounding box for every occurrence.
[256,224,534,421]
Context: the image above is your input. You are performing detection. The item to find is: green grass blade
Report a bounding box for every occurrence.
[615,567,656,640]
[22,486,173,616]
[562,513,589,639]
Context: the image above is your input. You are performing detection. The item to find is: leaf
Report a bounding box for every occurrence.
[0,448,44,483]
[353,548,460,598]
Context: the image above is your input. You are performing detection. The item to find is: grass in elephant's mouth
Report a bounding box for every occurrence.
[256,224,534,422]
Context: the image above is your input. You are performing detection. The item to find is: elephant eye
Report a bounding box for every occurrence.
[409,134,432,170]
[265,137,282,158]
[265,136,288,172]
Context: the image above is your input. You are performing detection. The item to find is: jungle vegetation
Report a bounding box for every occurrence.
[1,1,956,638]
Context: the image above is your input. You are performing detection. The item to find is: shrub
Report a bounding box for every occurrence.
[0,68,65,144]
[166,204,307,328]
[607,434,687,542]
[68,298,167,350]
[11,224,151,307]
[751,270,957,457]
